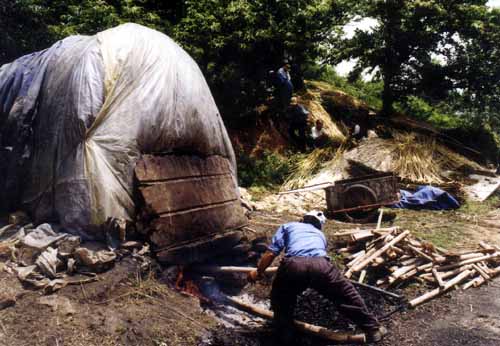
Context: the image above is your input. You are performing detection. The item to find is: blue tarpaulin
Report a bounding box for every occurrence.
[392,186,460,210]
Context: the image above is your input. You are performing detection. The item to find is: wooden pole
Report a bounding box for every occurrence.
[438,252,500,271]
[193,265,403,300]
[226,296,366,344]
[431,268,445,288]
[348,230,411,276]
[376,208,384,230]
[409,269,473,308]
[192,265,279,274]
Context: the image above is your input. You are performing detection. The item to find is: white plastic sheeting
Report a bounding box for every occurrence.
[0,23,236,226]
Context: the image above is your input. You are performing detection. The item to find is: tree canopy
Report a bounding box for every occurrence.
[330,0,494,116]
[0,0,499,130]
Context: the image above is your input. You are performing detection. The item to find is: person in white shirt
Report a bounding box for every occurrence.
[311,119,324,140]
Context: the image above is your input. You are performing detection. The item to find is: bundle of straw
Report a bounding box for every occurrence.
[281,146,344,191]
[391,132,444,184]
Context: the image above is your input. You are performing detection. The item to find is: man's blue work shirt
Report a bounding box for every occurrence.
[268,222,328,257]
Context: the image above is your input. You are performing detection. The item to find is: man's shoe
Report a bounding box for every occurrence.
[365,326,388,343]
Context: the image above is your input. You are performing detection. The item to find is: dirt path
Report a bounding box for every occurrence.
[382,278,500,346]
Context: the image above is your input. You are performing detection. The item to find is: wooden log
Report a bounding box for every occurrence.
[358,270,367,283]
[389,265,417,283]
[399,268,419,281]
[465,265,500,289]
[407,239,423,248]
[351,230,375,242]
[226,296,366,344]
[478,262,492,274]
[471,264,490,280]
[438,252,500,271]
[419,275,436,284]
[432,268,445,288]
[445,248,490,258]
[346,250,366,261]
[416,262,433,272]
[409,269,473,308]
[407,245,434,263]
[366,233,393,250]
[462,276,481,290]
[347,247,378,268]
[372,227,398,237]
[401,257,419,266]
[348,230,410,276]
[376,208,384,230]
[390,246,405,255]
[338,245,359,254]
[192,265,279,274]
[455,252,488,261]
[400,257,421,266]
[438,265,472,280]
[140,175,238,215]
[432,255,447,263]
[195,265,403,299]
[386,248,397,260]
[478,241,497,253]
[278,182,334,195]
[333,227,396,243]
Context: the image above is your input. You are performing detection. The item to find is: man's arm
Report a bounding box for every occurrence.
[248,251,276,282]
[248,225,285,282]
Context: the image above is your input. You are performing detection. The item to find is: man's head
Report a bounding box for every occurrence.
[283,60,290,70]
[315,119,323,130]
[302,210,326,230]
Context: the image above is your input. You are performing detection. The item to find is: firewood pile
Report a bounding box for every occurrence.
[334,227,500,307]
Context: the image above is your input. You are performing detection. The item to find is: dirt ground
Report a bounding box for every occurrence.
[2,201,500,346]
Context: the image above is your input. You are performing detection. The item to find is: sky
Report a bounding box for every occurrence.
[335,1,500,77]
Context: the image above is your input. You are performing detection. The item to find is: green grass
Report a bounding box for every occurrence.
[237,150,302,189]
[459,196,500,216]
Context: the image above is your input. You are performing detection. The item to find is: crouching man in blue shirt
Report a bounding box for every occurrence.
[248,211,387,343]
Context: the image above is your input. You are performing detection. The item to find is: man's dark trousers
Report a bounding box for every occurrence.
[270,256,380,332]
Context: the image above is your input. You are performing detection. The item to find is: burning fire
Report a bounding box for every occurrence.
[174,266,211,303]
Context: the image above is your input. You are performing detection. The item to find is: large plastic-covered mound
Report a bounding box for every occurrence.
[0,23,237,227]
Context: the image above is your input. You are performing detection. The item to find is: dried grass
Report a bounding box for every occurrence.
[390,131,485,184]
[281,146,345,191]
[390,132,444,184]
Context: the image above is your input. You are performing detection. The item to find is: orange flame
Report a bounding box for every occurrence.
[174,266,210,303]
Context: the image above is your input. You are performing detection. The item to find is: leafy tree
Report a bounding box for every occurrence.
[0,0,174,65]
[332,0,490,116]
[174,0,350,116]
[44,0,169,39]
[448,8,500,128]
[0,0,52,65]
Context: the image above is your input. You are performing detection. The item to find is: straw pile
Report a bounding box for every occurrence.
[281,147,344,191]
[390,131,484,184]
[390,132,444,184]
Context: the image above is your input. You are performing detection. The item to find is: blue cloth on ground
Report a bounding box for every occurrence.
[392,186,460,210]
[268,222,328,257]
